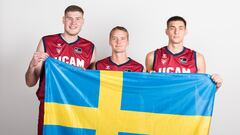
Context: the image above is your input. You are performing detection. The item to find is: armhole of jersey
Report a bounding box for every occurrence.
[36,63,45,96]
[95,61,98,70]
[152,50,157,70]
[90,43,95,62]
[91,44,95,55]
[194,51,198,72]
[42,37,46,53]
[141,64,144,72]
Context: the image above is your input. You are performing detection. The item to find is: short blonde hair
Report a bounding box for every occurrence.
[109,26,129,40]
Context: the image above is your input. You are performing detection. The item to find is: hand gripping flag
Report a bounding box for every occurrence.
[43,57,216,135]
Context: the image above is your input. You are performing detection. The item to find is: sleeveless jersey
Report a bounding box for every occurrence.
[37,34,94,100]
[36,34,94,135]
[95,57,144,72]
[153,46,197,73]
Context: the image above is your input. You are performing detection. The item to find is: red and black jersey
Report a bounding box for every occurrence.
[95,57,144,72]
[153,46,197,73]
[43,34,94,69]
[37,34,94,100]
[36,33,94,135]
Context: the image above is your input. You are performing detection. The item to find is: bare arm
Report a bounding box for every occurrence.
[145,51,154,72]
[196,52,206,73]
[211,74,223,90]
[196,52,222,90]
[25,40,48,87]
[88,46,96,69]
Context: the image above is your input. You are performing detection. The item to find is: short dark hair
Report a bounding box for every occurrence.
[65,5,84,15]
[167,16,186,28]
[109,26,129,40]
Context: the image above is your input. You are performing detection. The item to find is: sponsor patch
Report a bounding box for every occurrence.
[74,47,82,54]
[124,69,132,72]
[179,57,187,64]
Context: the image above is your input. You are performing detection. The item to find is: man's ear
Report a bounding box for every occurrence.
[109,39,111,47]
[62,16,65,24]
[165,28,168,35]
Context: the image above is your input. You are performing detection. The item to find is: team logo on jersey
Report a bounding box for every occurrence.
[56,43,62,54]
[105,65,110,70]
[179,57,187,64]
[161,59,167,65]
[56,48,62,54]
[162,54,167,59]
[74,47,82,54]
[161,54,168,65]
[124,69,132,72]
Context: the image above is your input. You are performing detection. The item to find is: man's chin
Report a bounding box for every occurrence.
[67,32,80,36]
[172,40,182,44]
[114,50,126,53]
[65,29,81,36]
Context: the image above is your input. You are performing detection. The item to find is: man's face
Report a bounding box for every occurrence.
[109,30,129,53]
[166,20,187,44]
[63,11,84,36]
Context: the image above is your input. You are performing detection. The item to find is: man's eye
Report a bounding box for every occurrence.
[179,27,185,30]
[66,17,72,20]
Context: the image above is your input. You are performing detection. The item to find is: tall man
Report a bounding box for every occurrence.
[145,16,222,89]
[95,26,144,72]
[25,5,96,135]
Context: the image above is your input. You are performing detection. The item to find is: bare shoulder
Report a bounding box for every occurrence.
[146,51,154,60]
[196,52,204,59]
[196,52,206,73]
[145,51,155,72]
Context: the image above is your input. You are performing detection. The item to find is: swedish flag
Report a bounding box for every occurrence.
[43,57,216,135]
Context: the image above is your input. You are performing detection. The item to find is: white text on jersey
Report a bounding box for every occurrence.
[158,67,191,73]
[55,56,84,68]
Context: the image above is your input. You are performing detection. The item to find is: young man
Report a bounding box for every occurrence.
[94,26,144,72]
[25,5,95,135]
[145,16,222,89]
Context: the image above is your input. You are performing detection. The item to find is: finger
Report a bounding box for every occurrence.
[216,82,222,89]
[211,74,221,82]
[211,74,218,80]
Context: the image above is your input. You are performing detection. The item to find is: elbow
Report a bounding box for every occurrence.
[26,82,35,87]
[25,80,36,87]
[25,74,37,87]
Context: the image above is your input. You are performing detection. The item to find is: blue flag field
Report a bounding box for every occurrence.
[43,57,216,135]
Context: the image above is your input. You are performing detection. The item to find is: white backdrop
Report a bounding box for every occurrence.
[0,0,239,134]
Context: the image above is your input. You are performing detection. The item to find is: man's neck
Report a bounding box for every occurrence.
[167,43,184,54]
[111,52,129,65]
[61,33,79,43]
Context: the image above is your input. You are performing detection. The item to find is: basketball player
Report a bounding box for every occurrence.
[25,5,96,135]
[94,26,144,72]
[145,16,222,89]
